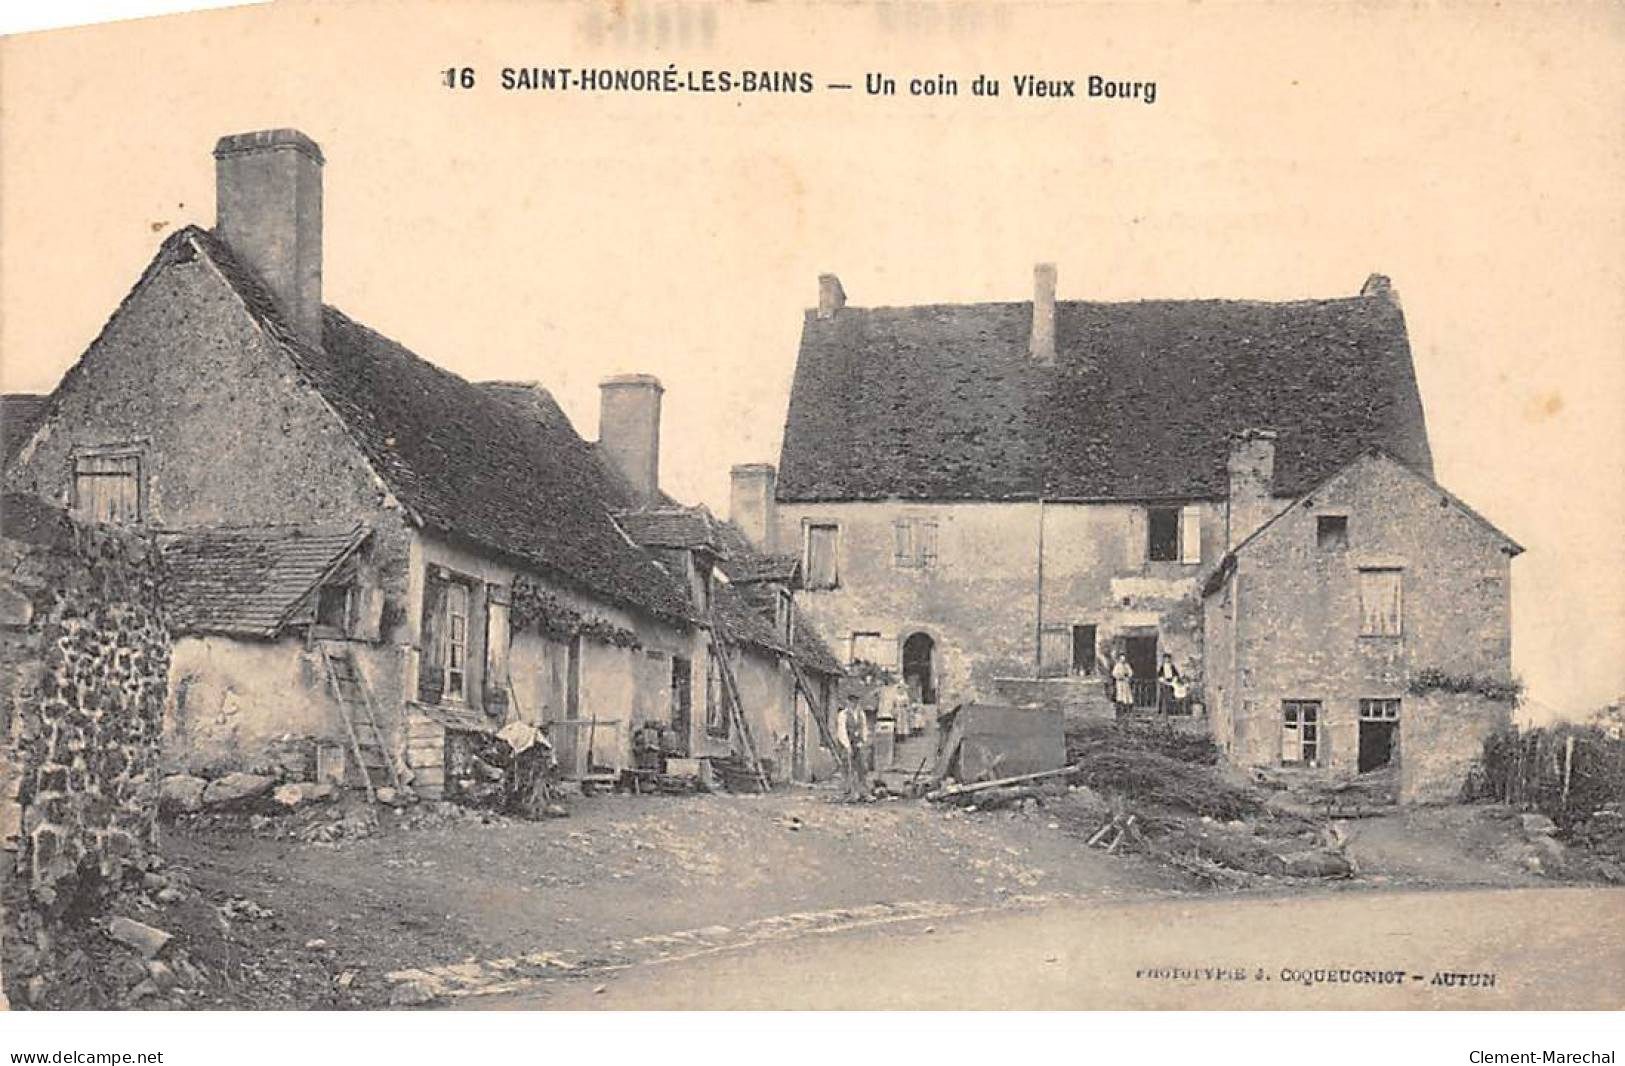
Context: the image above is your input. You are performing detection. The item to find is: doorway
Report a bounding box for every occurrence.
[902,632,937,705]
[670,656,693,756]
[1358,698,1400,773]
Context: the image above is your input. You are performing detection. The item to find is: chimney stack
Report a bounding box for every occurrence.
[598,374,664,505]
[1226,429,1278,548]
[214,129,325,348]
[1029,262,1056,365]
[817,274,846,319]
[729,463,779,552]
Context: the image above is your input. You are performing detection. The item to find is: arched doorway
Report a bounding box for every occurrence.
[902,632,937,705]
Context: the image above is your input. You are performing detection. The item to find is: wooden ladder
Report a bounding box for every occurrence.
[788,658,854,784]
[319,640,403,802]
[706,615,772,793]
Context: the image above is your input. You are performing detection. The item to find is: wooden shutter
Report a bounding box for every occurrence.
[1039,627,1071,678]
[418,576,448,703]
[485,584,511,707]
[893,519,912,568]
[919,520,938,567]
[1360,569,1403,636]
[1180,505,1202,564]
[807,525,838,588]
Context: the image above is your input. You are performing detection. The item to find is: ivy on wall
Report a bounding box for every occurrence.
[509,575,641,650]
[1408,667,1523,704]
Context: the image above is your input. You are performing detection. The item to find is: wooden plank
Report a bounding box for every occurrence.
[925,762,1079,801]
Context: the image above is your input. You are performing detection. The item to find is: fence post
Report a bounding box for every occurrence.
[1562,734,1575,807]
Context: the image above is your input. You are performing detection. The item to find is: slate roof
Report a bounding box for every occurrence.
[712,581,789,657]
[778,285,1433,502]
[161,227,693,626]
[160,522,369,638]
[2,394,47,463]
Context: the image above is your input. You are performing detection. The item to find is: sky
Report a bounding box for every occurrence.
[1,0,1621,716]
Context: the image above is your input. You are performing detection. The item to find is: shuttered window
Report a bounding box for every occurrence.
[1358,568,1403,637]
[892,518,939,569]
[850,631,890,667]
[72,453,141,524]
[1038,625,1071,678]
[806,523,839,589]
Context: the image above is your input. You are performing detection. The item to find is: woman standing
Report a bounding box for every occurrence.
[1111,649,1134,712]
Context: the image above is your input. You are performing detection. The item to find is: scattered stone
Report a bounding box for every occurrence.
[389,978,437,1006]
[106,916,172,958]
[1531,835,1566,869]
[219,897,275,921]
[1273,849,1355,879]
[335,970,358,990]
[24,976,46,1006]
[305,938,329,950]
[201,772,277,808]
[146,960,178,993]
[375,787,399,805]
[160,775,208,815]
[120,979,160,1007]
[156,886,186,905]
[593,984,608,994]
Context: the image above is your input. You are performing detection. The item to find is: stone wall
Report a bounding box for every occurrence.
[1205,453,1517,801]
[777,499,1221,710]
[2,496,170,912]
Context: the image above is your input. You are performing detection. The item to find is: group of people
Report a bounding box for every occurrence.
[1111,650,1190,715]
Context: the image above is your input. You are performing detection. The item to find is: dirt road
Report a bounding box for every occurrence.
[521,886,1625,1010]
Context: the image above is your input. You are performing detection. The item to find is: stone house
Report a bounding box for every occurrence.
[2,128,836,799]
[1202,447,1522,802]
[738,265,1434,725]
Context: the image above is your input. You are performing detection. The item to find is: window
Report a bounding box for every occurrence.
[444,582,469,701]
[805,523,839,589]
[315,584,354,631]
[892,517,939,569]
[1359,698,1400,721]
[1317,515,1349,550]
[1282,700,1322,766]
[1148,506,1201,564]
[72,451,141,523]
[850,631,889,666]
[1358,568,1403,637]
[1148,507,1180,562]
[1072,624,1098,676]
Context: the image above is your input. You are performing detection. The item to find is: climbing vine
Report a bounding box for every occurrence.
[1407,667,1523,704]
[509,575,641,650]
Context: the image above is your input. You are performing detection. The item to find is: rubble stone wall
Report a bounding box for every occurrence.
[1,496,170,914]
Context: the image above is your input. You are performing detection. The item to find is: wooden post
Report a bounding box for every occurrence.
[1562,734,1575,806]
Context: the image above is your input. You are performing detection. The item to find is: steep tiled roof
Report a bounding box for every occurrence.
[711,520,800,585]
[790,607,843,677]
[2,394,47,463]
[713,581,788,657]
[169,227,693,626]
[778,286,1432,501]
[160,522,369,637]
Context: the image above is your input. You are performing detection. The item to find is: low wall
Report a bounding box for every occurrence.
[1401,690,1513,804]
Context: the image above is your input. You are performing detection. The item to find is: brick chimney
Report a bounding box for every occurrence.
[214,129,324,347]
[729,463,778,552]
[1361,272,1401,309]
[598,374,663,505]
[1226,429,1278,548]
[1029,262,1057,365]
[817,274,846,319]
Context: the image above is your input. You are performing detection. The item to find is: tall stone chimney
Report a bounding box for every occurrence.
[817,274,846,319]
[1227,429,1278,548]
[214,129,324,348]
[729,463,778,552]
[1029,262,1057,365]
[598,374,664,505]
